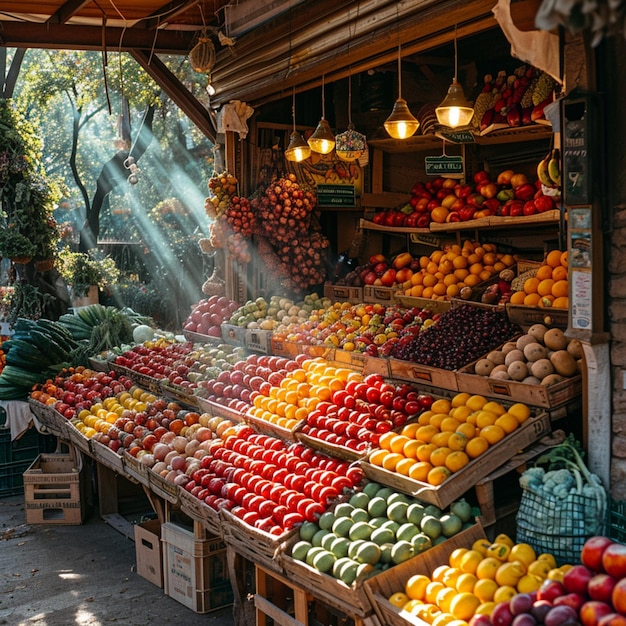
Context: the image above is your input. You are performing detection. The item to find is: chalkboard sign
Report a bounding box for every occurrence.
[316,184,356,207]
[562,97,591,206]
[425,155,464,177]
[436,129,475,144]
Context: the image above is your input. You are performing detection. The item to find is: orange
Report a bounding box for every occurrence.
[508,543,537,567]
[509,291,526,305]
[382,452,405,472]
[418,410,435,425]
[403,439,422,459]
[508,402,531,423]
[479,269,493,282]
[523,276,540,294]
[451,392,471,407]
[469,263,484,276]
[444,272,459,286]
[449,548,470,569]
[493,586,517,604]
[433,282,447,297]
[472,539,493,558]
[494,413,519,434]
[523,293,541,306]
[416,424,439,443]
[483,401,506,416]
[396,457,418,476]
[431,206,450,223]
[440,416,461,432]
[552,279,569,298]
[378,431,396,450]
[431,398,452,414]
[535,265,553,281]
[416,443,437,462]
[431,431,453,447]
[456,422,477,439]
[409,461,434,482]
[546,249,564,268]
[427,466,451,486]
[390,435,411,454]
[445,450,470,473]
[449,592,481,621]
[447,432,468,451]
[475,410,498,429]
[454,268,470,282]
[466,436,489,459]
[423,287,435,299]
[466,394,488,411]
[453,255,468,269]
[474,578,499,602]
[388,592,410,608]
[425,581,446,604]
[552,265,568,281]
[480,424,506,445]
[560,250,568,267]
[553,296,569,309]
[406,574,431,601]
[426,261,439,275]
[537,279,555,296]
[446,284,460,298]
[451,405,472,422]
[464,274,482,287]
[460,550,484,575]
[456,572,479,593]
[369,449,388,467]
[430,446,452,467]
[476,557,501,579]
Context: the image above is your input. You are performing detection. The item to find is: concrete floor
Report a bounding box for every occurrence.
[0,494,237,626]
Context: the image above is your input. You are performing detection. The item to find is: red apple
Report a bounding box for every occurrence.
[563,564,593,594]
[554,592,586,612]
[491,601,514,626]
[602,542,626,579]
[580,601,614,626]
[611,577,626,614]
[598,614,626,626]
[537,579,566,603]
[587,573,617,603]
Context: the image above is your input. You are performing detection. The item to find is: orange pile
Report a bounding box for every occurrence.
[509,250,569,309]
[369,393,531,487]
[403,241,516,301]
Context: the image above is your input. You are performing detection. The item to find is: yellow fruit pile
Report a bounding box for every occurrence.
[369,394,531,487]
[387,533,573,624]
[509,250,569,309]
[403,241,516,301]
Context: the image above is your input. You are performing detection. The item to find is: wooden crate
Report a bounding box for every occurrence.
[295,431,366,462]
[159,381,200,409]
[364,524,486,626]
[23,452,87,525]
[360,411,551,510]
[123,451,150,487]
[178,488,222,538]
[147,467,179,503]
[394,295,452,314]
[455,366,582,409]
[270,338,302,358]
[91,439,125,474]
[196,395,246,423]
[388,358,459,392]
[220,507,298,574]
[108,362,162,394]
[161,521,232,613]
[221,323,246,346]
[332,349,391,377]
[363,285,402,305]
[135,519,163,587]
[505,303,569,329]
[245,329,274,354]
[27,399,68,439]
[324,283,363,304]
[243,411,304,442]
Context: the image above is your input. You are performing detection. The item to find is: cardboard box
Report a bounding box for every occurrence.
[363,284,402,304]
[135,519,163,587]
[161,522,232,613]
[23,452,87,525]
[245,328,273,354]
[323,283,363,303]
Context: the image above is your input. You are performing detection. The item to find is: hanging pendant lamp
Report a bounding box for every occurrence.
[285,87,311,162]
[308,75,336,154]
[335,75,367,162]
[436,26,474,128]
[384,43,419,140]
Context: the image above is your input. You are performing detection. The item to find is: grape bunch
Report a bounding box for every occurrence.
[225,195,255,237]
[225,232,251,264]
[206,171,238,219]
[274,231,330,291]
[252,174,316,244]
[389,304,520,370]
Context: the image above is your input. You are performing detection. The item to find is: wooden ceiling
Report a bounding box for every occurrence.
[1,0,501,109]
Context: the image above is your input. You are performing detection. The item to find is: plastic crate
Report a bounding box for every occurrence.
[0,420,58,497]
[606,497,626,544]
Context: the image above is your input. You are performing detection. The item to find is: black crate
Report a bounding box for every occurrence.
[606,497,626,544]
[1,420,58,497]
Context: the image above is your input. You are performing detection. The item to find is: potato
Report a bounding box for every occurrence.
[507,360,529,381]
[474,358,496,377]
[523,342,547,362]
[531,358,555,379]
[490,364,510,380]
[505,349,525,366]
[501,341,519,355]
[527,323,548,344]
[543,327,568,351]
[550,350,578,377]
[522,375,541,385]
[541,373,565,386]
[516,334,538,351]
[486,350,506,365]
[567,339,584,360]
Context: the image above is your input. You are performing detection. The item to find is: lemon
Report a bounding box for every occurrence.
[493,585,517,603]
[449,592,481,621]
[495,561,526,587]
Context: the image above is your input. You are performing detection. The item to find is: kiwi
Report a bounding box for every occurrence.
[504,349,525,366]
[523,342,547,362]
[543,328,568,351]
[474,358,496,377]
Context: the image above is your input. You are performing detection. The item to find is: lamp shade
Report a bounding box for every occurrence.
[435,78,474,128]
[307,118,335,154]
[285,131,311,162]
[384,98,419,139]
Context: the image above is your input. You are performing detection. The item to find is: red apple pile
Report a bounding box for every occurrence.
[183,295,240,338]
[474,536,626,626]
[298,372,434,453]
[113,341,195,384]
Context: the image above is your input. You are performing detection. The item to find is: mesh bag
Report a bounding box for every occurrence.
[516,488,604,565]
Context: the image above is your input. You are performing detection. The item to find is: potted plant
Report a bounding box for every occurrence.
[0,230,37,263]
[57,248,120,306]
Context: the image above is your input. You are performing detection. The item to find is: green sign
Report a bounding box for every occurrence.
[425,155,464,176]
[317,184,356,207]
[436,129,475,143]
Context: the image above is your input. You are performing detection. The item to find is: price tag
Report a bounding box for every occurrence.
[316,184,356,207]
[436,129,475,143]
[425,155,464,177]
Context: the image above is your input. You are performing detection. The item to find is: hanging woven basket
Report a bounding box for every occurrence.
[189,34,216,74]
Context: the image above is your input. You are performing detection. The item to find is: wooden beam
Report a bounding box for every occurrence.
[130,49,216,141]
[48,0,92,25]
[0,21,195,54]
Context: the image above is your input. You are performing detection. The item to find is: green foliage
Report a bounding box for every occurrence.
[57,247,120,296]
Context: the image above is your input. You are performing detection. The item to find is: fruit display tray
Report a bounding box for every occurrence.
[178,488,222,538]
[159,381,200,409]
[505,303,569,329]
[220,507,298,575]
[387,357,459,393]
[195,396,246,423]
[28,399,69,439]
[123,451,150,487]
[360,411,551,510]
[66,423,92,455]
[108,362,162,394]
[269,337,302,358]
[364,523,486,626]
[394,295,452,314]
[181,329,224,345]
[294,431,366,462]
[323,282,363,304]
[330,348,391,377]
[455,363,582,409]
[90,439,125,474]
[363,284,403,305]
[244,329,273,354]
[88,356,112,372]
[147,466,179,502]
[243,410,305,443]
[221,324,246,347]
[279,552,375,619]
